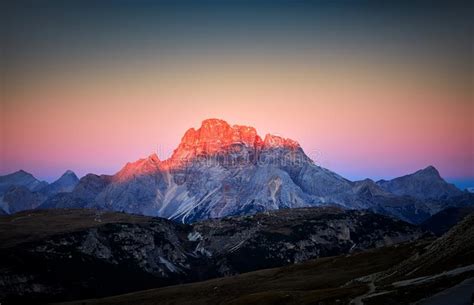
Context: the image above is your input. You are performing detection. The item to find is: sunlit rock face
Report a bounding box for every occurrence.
[51,118,354,223]
[113,154,162,182]
[173,119,260,157]
[169,119,261,162]
[167,118,301,168]
[30,118,467,224]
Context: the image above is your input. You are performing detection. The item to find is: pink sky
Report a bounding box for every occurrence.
[1,54,473,182]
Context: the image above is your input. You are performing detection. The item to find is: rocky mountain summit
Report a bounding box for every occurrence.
[43,119,359,222]
[0,170,48,194]
[0,119,470,223]
[71,119,470,223]
[376,165,463,200]
[40,170,79,196]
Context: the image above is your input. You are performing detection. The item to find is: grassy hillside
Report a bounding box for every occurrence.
[58,242,424,305]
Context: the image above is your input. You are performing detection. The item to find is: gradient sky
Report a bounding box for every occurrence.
[1,1,473,188]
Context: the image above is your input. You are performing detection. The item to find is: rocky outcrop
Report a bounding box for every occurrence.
[193,207,425,274]
[0,207,426,303]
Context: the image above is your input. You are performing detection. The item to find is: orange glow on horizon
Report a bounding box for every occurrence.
[1,54,472,181]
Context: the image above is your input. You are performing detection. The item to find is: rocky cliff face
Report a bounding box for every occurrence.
[0,207,426,303]
[193,207,425,274]
[1,119,468,224]
[36,119,365,222]
[0,211,203,303]
[57,211,474,305]
[42,119,359,223]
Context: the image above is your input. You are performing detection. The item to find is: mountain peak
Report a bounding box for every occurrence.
[198,119,259,146]
[376,165,461,200]
[114,153,161,181]
[10,170,33,179]
[55,170,79,183]
[263,134,299,149]
[200,118,231,130]
[61,170,77,177]
[410,165,442,180]
[0,170,48,192]
[41,170,80,195]
[418,165,440,177]
[172,119,258,161]
[171,118,299,162]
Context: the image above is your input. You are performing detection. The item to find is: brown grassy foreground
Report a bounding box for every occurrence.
[58,242,423,305]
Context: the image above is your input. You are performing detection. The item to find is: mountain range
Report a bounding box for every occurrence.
[0,118,472,223]
[0,170,79,214]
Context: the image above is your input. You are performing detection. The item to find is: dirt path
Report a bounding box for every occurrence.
[351,281,376,305]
